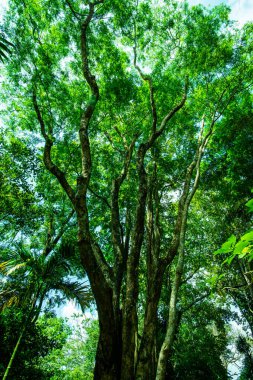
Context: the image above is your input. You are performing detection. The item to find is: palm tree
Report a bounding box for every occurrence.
[0,241,93,380]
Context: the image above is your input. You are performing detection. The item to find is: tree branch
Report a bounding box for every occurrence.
[91,241,114,288]
[133,15,157,134]
[163,114,215,267]
[65,0,84,20]
[88,186,111,209]
[156,77,188,140]
[43,209,75,256]
[78,2,103,187]
[32,90,76,205]
[181,291,211,314]
[111,136,139,309]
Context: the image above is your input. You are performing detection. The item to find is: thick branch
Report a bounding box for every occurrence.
[111,136,138,258]
[91,241,114,288]
[157,78,188,138]
[134,61,157,133]
[156,231,185,380]
[32,91,76,204]
[81,3,100,101]
[79,2,103,185]
[134,39,188,153]
[142,79,188,155]
[76,0,104,234]
[111,136,138,313]
[164,115,215,267]
[65,0,84,20]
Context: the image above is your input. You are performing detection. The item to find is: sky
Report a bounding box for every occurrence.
[0,0,253,25]
[188,0,253,26]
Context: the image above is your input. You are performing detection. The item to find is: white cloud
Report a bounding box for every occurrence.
[188,0,225,6]
[58,300,80,319]
[0,0,8,23]
[57,300,97,327]
[0,0,252,26]
[228,0,253,26]
[187,0,253,26]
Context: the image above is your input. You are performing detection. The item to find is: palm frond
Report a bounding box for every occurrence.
[0,289,20,311]
[0,41,11,53]
[43,252,71,277]
[53,280,93,312]
[0,34,14,62]
[1,295,19,310]
[0,260,16,275]
[0,259,27,276]
[6,263,26,276]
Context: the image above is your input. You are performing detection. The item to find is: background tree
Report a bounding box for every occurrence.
[236,335,253,380]
[0,310,70,380]
[39,316,99,380]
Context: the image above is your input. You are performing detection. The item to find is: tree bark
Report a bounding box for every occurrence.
[155,117,213,380]
[121,146,148,380]
[155,239,185,380]
[136,166,162,380]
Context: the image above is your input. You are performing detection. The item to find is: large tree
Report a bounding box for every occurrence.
[1,0,253,379]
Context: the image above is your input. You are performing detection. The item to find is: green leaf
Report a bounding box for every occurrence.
[214,235,236,255]
[238,250,249,259]
[240,230,253,242]
[234,239,250,255]
[245,198,253,212]
[223,253,236,265]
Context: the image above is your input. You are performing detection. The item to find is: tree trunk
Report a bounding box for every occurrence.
[136,272,163,380]
[94,330,118,380]
[155,249,184,380]
[121,147,148,380]
[135,307,157,379]
[136,167,162,380]
[78,236,120,380]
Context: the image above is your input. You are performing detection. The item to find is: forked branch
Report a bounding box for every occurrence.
[78,1,104,186]
[32,90,76,205]
[111,135,139,260]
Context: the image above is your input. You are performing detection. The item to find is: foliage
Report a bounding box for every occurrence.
[0,0,253,378]
[39,316,99,380]
[215,197,253,263]
[0,232,92,378]
[0,242,92,314]
[0,310,70,379]
[237,336,253,380]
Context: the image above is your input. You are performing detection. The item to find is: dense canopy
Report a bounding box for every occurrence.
[0,0,253,379]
